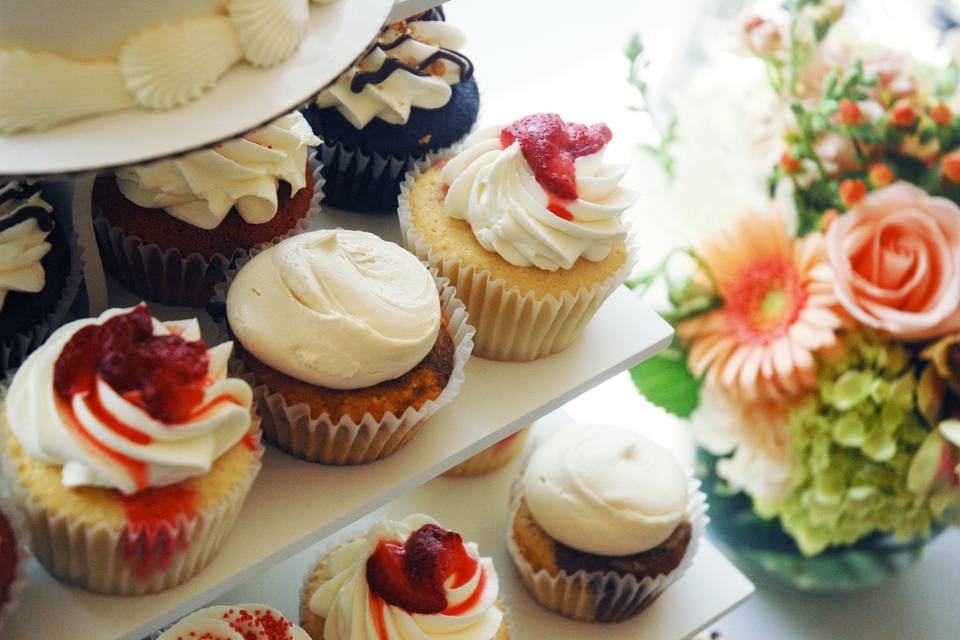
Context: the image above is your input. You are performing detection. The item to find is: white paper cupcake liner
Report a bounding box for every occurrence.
[212,256,475,465]
[91,157,325,307]
[0,491,30,633]
[506,448,708,623]
[397,148,639,362]
[298,518,512,639]
[443,426,530,478]
[0,204,84,378]
[0,413,264,596]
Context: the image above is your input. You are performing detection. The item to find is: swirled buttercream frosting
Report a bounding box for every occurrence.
[6,305,254,495]
[309,514,503,640]
[523,424,688,556]
[158,603,311,640]
[115,112,319,230]
[227,230,441,389]
[0,182,54,312]
[441,114,638,271]
[315,10,474,128]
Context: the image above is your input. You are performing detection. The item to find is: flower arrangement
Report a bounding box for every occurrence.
[630,0,960,568]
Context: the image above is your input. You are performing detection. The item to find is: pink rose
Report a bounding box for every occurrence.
[827,182,960,341]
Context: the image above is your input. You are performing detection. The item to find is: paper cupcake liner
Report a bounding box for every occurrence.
[91,157,325,307]
[0,491,30,633]
[0,416,263,596]
[506,448,708,623]
[0,205,84,379]
[298,521,512,639]
[443,426,530,478]
[397,149,639,362]
[212,258,475,465]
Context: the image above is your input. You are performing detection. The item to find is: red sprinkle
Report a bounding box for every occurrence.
[500,113,612,214]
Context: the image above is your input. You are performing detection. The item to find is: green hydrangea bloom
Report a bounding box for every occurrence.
[763,331,955,556]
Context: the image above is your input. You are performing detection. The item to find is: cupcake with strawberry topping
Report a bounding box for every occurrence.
[300,514,508,639]
[0,304,262,595]
[399,113,638,361]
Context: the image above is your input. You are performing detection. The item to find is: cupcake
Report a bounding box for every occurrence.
[221,229,473,464]
[154,603,310,640]
[507,424,707,623]
[0,304,262,595]
[304,7,479,212]
[0,181,82,378]
[443,426,530,478]
[399,113,639,361]
[92,111,321,306]
[0,494,28,633]
[300,514,508,639]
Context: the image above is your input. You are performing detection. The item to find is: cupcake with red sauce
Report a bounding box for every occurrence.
[399,113,638,361]
[300,514,508,639]
[92,112,321,306]
[0,304,262,595]
[0,494,28,633]
[443,426,529,478]
[154,603,310,640]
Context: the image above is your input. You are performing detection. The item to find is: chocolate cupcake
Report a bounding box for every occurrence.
[92,111,321,306]
[0,181,82,378]
[507,424,707,623]
[219,229,474,464]
[303,7,479,212]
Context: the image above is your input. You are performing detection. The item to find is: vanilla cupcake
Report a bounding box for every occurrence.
[155,603,310,640]
[444,426,530,478]
[222,230,473,464]
[0,304,262,595]
[399,113,638,361]
[508,424,707,622]
[300,514,508,639]
[92,112,321,306]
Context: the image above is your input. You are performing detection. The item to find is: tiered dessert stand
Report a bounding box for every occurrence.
[0,1,754,637]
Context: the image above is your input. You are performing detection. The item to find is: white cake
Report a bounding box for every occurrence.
[0,0,336,134]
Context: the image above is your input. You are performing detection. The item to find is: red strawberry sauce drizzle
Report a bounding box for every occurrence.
[121,484,197,580]
[500,113,612,221]
[366,524,484,636]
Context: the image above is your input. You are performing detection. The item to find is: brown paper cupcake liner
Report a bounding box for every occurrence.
[0,415,263,596]
[92,157,325,307]
[506,446,708,623]
[397,149,639,362]
[212,259,475,465]
[0,205,84,379]
[443,426,530,478]
[0,491,30,633]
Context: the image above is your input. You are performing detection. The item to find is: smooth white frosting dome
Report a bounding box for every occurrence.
[441,125,637,271]
[115,112,319,230]
[523,423,688,556]
[227,230,441,389]
[5,306,254,495]
[309,514,503,640]
[0,183,54,312]
[158,603,311,640]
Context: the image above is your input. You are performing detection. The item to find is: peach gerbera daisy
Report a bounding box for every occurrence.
[678,206,842,400]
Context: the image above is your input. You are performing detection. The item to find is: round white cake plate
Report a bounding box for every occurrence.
[0,0,393,179]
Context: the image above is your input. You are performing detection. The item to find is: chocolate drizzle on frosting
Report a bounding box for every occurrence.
[0,182,54,233]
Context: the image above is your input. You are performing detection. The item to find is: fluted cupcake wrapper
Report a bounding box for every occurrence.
[443,426,530,478]
[0,413,263,596]
[397,149,639,362]
[506,447,708,623]
[316,140,418,213]
[0,491,30,633]
[298,521,512,639]
[0,205,84,379]
[91,156,325,307]
[212,263,475,465]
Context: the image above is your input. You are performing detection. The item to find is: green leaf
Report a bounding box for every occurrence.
[629,340,701,418]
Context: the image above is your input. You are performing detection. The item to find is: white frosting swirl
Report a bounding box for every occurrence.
[0,183,53,312]
[227,230,441,389]
[115,112,319,230]
[440,125,637,271]
[5,306,254,495]
[309,514,503,640]
[159,603,311,640]
[523,424,688,556]
[315,20,468,128]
